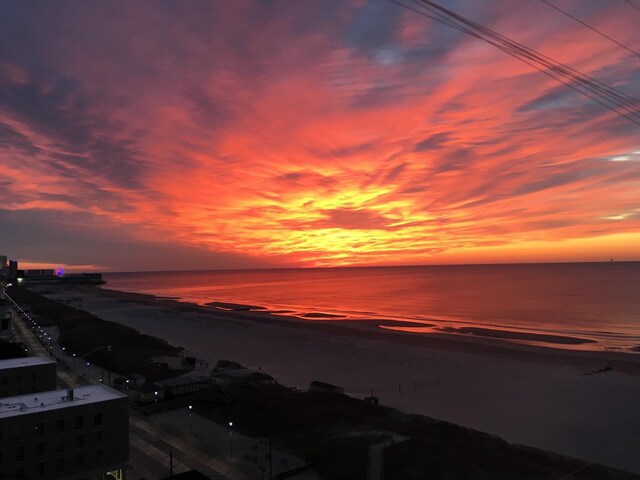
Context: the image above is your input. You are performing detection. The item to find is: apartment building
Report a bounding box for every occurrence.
[0,356,57,398]
[0,384,128,480]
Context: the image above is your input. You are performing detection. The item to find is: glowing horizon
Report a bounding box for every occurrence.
[1,1,639,271]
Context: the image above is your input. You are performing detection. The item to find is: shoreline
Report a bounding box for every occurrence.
[99,279,640,356]
[95,285,640,375]
[101,262,640,355]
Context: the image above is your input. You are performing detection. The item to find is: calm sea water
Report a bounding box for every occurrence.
[104,263,640,352]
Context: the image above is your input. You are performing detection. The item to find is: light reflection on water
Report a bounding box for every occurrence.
[104,262,640,352]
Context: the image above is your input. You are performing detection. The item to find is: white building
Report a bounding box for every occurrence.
[0,384,128,480]
[0,356,57,398]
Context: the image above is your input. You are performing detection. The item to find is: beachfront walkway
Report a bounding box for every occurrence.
[7,304,238,479]
[6,298,319,480]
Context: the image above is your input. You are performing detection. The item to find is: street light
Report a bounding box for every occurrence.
[228,421,233,458]
[188,405,193,437]
[154,391,158,404]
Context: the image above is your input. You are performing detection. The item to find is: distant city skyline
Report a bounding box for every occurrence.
[1,1,639,272]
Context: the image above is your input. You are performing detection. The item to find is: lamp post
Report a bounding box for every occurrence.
[188,405,193,437]
[228,421,233,458]
[154,391,158,405]
[86,362,90,382]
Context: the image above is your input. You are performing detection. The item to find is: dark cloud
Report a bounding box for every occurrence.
[0,64,145,189]
[512,169,596,196]
[346,1,401,56]
[0,121,41,155]
[279,207,396,231]
[382,162,408,182]
[309,141,377,159]
[275,171,338,191]
[414,132,450,151]
[518,84,580,113]
[0,208,277,271]
[432,148,474,173]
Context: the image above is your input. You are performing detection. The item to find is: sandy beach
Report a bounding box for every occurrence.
[36,285,640,474]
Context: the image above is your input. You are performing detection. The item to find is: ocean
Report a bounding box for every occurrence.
[104,262,640,352]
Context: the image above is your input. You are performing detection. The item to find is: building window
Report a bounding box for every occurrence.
[94,450,103,464]
[74,415,84,429]
[35,442,45,456]
[94,431,103,443]
[76,454,85,467]
[14,446,24,461]
[15,374,22,384]
[0,376,6,385]
[36,462,45,477]
[34,422,44,434]
[74,434,84,448]
[55,418,65,433]
[11,467,24,478]
[13,426,24,440]
[93,412,103,426]
[55,458,65,473]
[55,438,65,453]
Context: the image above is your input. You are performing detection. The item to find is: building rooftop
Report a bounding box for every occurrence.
[0,356,55,370]
[0,384,127,418]
[157,375,208,387]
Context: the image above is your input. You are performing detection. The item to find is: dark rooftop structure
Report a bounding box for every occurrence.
[309,380,344,394]
[162,470,213,479]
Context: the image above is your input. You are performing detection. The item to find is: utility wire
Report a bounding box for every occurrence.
[625,0,640,13]
[391,0,640,126]
[408,0,640,108]
[401,0,640,113]
[539,0,640,59]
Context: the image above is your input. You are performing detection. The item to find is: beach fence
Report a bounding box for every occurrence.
[349,377,441,398]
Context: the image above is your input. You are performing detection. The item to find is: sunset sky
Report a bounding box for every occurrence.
[1,0,639,272]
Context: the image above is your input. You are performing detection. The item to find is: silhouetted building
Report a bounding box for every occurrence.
[8,259,18,282]
[22,269,59,285]
[0,384,128,480]
[0,255,7,277]
[156,375,208,397]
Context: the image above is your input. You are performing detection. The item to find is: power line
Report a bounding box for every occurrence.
[539,0,640,60]
[391,0,640,126]
[625,0,640,13]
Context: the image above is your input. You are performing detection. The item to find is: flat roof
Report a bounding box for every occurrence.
[0,385,127,419]
[0,356,56,370]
